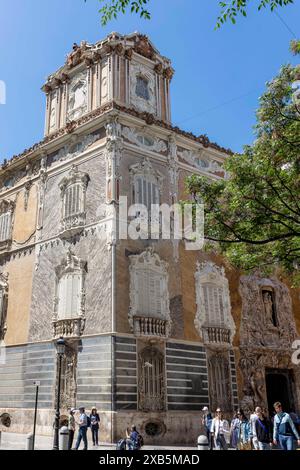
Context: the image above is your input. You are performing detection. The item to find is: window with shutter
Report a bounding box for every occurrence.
[0,213,11,242]
[59,166,89,237]
[194,262,236,344]
[57,272,81,320]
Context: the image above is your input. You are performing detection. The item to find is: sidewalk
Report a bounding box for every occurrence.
[0,432,196,451]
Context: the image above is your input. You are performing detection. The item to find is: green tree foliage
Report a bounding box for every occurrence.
[87,0,295,27]
[216,0,295,28]
[186,58,300,285]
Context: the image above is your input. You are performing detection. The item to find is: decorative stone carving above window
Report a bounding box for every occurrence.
[52,131,101,164]
[0,273,8,341]
[122,126,167,153]
[0,200,15,252]
[67,71,88,121]
[130,63,156,115]
[129,248,171,339]
[59,166,89,239]
[178,148,224,175]
[194,262,235,346]
[53,249,87,339]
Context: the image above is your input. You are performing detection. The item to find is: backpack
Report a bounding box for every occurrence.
[135,434,144,449]
[86,415,91,428]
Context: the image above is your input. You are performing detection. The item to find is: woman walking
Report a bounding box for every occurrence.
[230,412,240,450]
[90,407,100,446]
[237,410,251,450]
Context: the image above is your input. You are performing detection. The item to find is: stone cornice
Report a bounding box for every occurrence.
[0,101,232,184]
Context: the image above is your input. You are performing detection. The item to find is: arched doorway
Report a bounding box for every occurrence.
[266,369,295,415]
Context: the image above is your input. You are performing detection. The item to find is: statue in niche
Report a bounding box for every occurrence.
[262,290,278,327]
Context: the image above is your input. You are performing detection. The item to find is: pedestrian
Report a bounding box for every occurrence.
[237,409,251,450]
[202,406,213,450]
[273,402,300,451]
[230,412,240,450]
[249,407,260,450]
[126,425,143,450]
[90,407,100,446]
[74,406,89,451]
[254,408,273,450]
[210,408,230,450]
[68,408,76,450]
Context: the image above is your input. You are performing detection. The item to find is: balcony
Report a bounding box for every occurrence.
[59,213,86,239]
[52,317,85,339]
[202,326,231,346]
[133,316,170,339]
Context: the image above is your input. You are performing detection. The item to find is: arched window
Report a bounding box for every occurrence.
[59,166,89,237]
[129,248,171,338]
[194,262,235,344]
[0,273,8,341]
[138,346,166,412]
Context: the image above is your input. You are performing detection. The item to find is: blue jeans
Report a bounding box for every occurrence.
[75,426,88,450]
[258,441,271,450]
[215,434,228,450]
[278,435,294,451]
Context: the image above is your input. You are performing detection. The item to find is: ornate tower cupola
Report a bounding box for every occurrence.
[42,32,174,136]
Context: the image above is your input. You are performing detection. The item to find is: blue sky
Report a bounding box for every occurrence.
[0,0,299,160]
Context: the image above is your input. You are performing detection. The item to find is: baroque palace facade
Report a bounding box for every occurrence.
[0,32,299,445]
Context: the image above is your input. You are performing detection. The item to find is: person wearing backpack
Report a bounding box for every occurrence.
[273,402,300,451]
[74,406,89,451]
[126,425,143,450]
[254,409,273,450]
[90,407,100,446]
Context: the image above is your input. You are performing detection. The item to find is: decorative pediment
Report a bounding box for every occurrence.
[59,165,89,194]
[55,249,87,279]
[129,158,163,188]
[0,199,14,215]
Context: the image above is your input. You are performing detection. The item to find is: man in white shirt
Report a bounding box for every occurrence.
[74,406,88,450]
[210,408,230,450]
[250,407,261,450]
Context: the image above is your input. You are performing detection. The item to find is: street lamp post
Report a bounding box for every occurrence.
[53,337,66,451]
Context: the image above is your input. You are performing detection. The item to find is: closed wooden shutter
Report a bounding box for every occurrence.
[58,273,81,319]
[0,212,11,242]
[64,184,82,218]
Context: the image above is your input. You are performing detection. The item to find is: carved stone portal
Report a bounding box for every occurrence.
[239,275,300,413]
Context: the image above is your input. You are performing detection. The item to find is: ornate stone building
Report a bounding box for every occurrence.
[0,32,299,445]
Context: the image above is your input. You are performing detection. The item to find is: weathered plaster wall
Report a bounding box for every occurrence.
[5,252,35,345]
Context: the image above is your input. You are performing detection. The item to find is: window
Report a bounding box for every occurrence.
[53,250,86,331]
[138,346,166,411]
[0,200,14,248]
[59,166,89,237]
[130,158,163,222]
[194,262,235,343]
[136,76,150,101]
[0,273,8,341]
[129,248,171,337]
[208,352,233,413]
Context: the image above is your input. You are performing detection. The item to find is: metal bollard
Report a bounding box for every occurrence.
[197,434,209,450]
[26,433,34,450]
[59,426,69,451]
